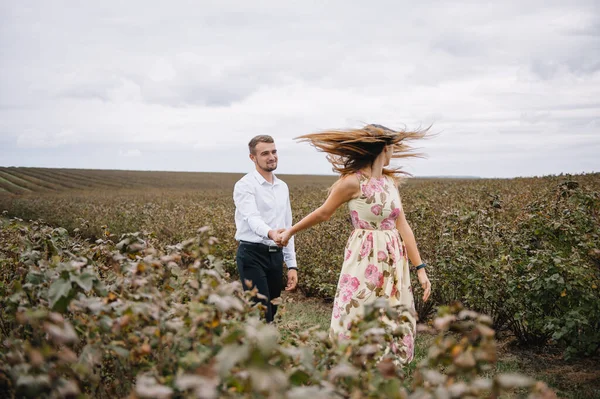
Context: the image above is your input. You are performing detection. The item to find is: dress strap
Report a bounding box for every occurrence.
[354,170,366,188]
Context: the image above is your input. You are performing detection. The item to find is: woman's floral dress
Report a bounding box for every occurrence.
[330,171,417,364]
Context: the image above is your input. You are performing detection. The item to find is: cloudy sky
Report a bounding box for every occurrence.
[1,1,598,178]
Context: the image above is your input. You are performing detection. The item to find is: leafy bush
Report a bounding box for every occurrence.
[0,219,555,398]
[403,176,600,357]
[504,181,600,357]
[1,172,599,358]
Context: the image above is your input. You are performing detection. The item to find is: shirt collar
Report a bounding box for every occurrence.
[252,169,280,186]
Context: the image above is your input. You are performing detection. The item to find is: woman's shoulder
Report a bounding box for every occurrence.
[331,173,361,197]
[340,172,362,187]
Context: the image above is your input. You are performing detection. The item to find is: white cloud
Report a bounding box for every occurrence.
[119,149,142,158]
[0,0,599,177]
[15,129,80,148]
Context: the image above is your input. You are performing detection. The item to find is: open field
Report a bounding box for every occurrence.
[1,167,599,398]
[0,167,339,193]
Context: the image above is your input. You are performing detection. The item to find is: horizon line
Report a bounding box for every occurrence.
[1,165,598,180]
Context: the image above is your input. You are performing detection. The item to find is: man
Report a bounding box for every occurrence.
[233,135,298,323]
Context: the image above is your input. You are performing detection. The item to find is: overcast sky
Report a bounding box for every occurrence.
[1,1,598,178]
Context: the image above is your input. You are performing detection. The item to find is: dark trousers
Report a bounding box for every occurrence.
[236,242,283,323]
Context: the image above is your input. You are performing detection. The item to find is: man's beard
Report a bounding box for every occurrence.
[259,162,277,172]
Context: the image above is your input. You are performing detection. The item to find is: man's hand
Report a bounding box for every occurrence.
[274,228,293,247]
[285,268,298,291]
[268,228,286,245]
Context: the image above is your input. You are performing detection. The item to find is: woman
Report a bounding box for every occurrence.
[276,124,431,365]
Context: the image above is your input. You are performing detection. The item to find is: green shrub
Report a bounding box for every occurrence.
[0,219,555,398]
[1,172,599,359]
[505,181,600,357]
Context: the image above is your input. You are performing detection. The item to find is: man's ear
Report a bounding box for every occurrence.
[249,153,255,162]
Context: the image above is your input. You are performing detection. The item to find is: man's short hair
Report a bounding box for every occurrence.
[248,135,274,154]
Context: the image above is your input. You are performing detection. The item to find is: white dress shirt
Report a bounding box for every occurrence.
[233,170,297,269]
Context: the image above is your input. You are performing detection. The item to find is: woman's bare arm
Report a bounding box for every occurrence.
[396,207,423,266]
[396,205,431,301]
[277,175,360,245]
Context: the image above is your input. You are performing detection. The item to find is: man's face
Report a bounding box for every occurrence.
[251,142,278,172]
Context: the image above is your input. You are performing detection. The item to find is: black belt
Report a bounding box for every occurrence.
[239,240,282,253]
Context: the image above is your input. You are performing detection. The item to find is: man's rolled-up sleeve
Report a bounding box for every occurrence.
[233,181,271,239]
[282,192,297,269]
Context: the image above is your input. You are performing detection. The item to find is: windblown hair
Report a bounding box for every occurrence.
[295,124,429,179]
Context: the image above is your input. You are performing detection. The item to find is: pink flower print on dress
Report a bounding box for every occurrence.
[376,272,384,288]
[386,241,397,263]
[345,249,352,261]
[390,284,398,298]
[380,217,395,230]
[359,233,373,258]
[362,182,375,198]
[377,250,387,261]
[365,264,382,286]
[350,210,360,227]
[333,305,341,319]
[351,210,371,229]
[371,204,382,216]
[381,208,400,230]
[387,238,395,250]
[340,288,354,304]
[362,178,385,198]
[349,276,360,291]
[365,264,378,280]
[339,275,359,295]
[350,211,358,228]
[340,274,350,288]
[371,178,385,192]
[380,209,400,230]
[403,334,414,361]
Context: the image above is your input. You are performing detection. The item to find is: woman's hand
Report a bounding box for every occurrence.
[417,268,431,302]
[275,229,293,247]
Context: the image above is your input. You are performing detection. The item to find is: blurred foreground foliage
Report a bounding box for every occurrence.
[0,218,557,398]
[1,171,598,358]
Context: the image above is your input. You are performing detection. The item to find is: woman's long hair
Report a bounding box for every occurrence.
[295,124,429,181]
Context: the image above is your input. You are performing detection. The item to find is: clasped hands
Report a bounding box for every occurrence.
[268,228,292,247]
[267,229,297,291]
